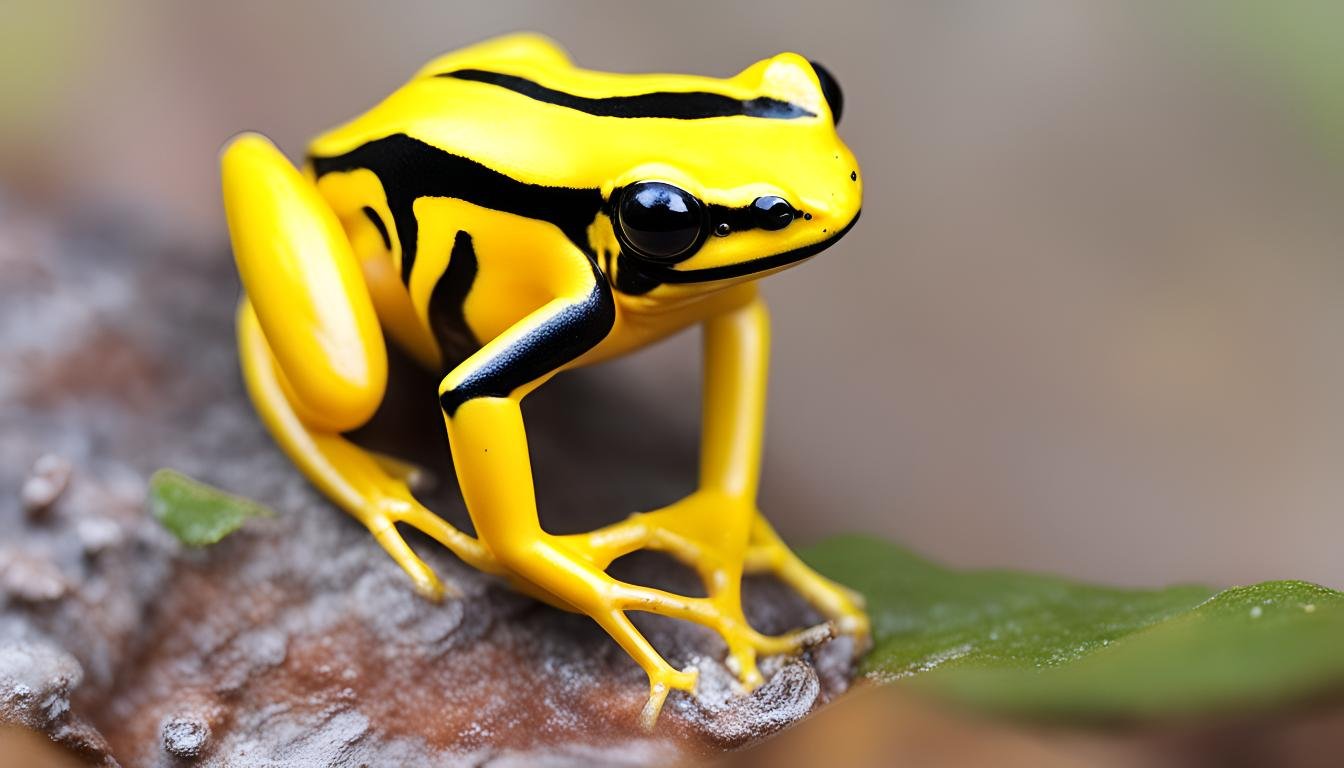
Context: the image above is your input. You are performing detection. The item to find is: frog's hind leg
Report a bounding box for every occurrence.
[238,302,499,599]
[223,133,496,598]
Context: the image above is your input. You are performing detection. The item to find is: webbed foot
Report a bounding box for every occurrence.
[557,491,859,696]
[745,515,872,656]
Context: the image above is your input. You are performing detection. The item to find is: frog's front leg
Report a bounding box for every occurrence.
[443,278,773,727]
[223,133,498,599]
[565,296,869,676]
[701,298,868,653]
[691,298,869,655]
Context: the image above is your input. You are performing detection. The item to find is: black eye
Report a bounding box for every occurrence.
[617,181,706,261]
[751,196,795,231]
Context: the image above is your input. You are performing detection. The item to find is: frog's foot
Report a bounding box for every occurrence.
[640,662,700,731]
[623,602,827,728]
[744,515,871,656]
[611,572,833,693]
[558,492,833,691]
[307,434,505,601]
[237,301,501,601]
[365,484,506,599]
[485,532,712,729]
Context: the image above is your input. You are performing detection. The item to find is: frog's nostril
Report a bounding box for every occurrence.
[750,196,795,231]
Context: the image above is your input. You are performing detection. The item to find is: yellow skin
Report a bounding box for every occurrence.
[220,33,867,727]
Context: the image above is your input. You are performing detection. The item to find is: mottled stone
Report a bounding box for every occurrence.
[21,453,71,517]
[0,551,68,603]
[0,641,82,728]
[160,715,210,760]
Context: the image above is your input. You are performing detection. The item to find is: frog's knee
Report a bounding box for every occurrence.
[236,299,384,434]
[271,344,383,432]
[224,132,387,432]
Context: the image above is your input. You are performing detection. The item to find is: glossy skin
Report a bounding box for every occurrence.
[221,33,866,727]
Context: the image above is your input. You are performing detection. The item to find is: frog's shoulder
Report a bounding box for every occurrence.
[412,33,572,79]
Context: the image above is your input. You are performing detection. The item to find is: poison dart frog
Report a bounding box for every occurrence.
[221,32,867,727]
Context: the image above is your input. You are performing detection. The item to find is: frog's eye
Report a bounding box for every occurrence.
[751,196,796,231]
[617,181,707,262]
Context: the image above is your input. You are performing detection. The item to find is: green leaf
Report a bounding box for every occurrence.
[148,469,273,547]
[805,535,1344,718]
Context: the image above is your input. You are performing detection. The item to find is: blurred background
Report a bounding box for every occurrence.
[2,1,1341,590]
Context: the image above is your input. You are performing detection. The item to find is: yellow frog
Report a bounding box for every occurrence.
[220,32,866,726]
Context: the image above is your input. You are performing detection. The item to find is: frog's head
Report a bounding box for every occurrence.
[605,53,861,297]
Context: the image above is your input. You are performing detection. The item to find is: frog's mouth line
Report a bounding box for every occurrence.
[649,209,861,285]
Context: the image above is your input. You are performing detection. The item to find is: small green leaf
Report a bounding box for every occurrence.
[148,469,273,547]
[805,535,1344,717]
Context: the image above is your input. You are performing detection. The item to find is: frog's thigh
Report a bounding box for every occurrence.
[222,131,385,432]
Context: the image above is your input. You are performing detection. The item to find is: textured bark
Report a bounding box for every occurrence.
[0,199,851,767]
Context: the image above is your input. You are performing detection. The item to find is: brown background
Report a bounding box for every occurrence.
[3,1,1342,590]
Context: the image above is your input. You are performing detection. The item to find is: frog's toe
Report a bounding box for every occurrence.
[408,567,447,602]
[719,619,840,692]
[557,512,653,570]
[836,611,872,656]
[745,520,871,657]
[841,584,868,610]
[640,664,698,731]
[719,628,763,690]
[368,515,454,601]
[747,621,835,656]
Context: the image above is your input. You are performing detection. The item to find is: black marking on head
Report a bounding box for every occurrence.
[707,204,757,237]
[613,251,664,295]
[428,231,481,369]
[439,254,614,414]
[621,210,860,290]
[437,69,816,120]
[809,61,844,124]
[361,206,392,251]
[705,198,799,236]
[312,134,603,284]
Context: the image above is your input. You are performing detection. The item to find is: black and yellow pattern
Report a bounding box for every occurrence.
[221,32,865,728]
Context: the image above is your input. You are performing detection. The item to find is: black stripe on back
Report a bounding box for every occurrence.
[427,230,481,369]
[437,68,815,120]
[311,134,604,284]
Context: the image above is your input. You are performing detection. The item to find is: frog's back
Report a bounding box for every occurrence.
[307,33,838,193]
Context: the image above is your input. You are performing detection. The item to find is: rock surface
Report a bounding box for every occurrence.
[0,199,851,766]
